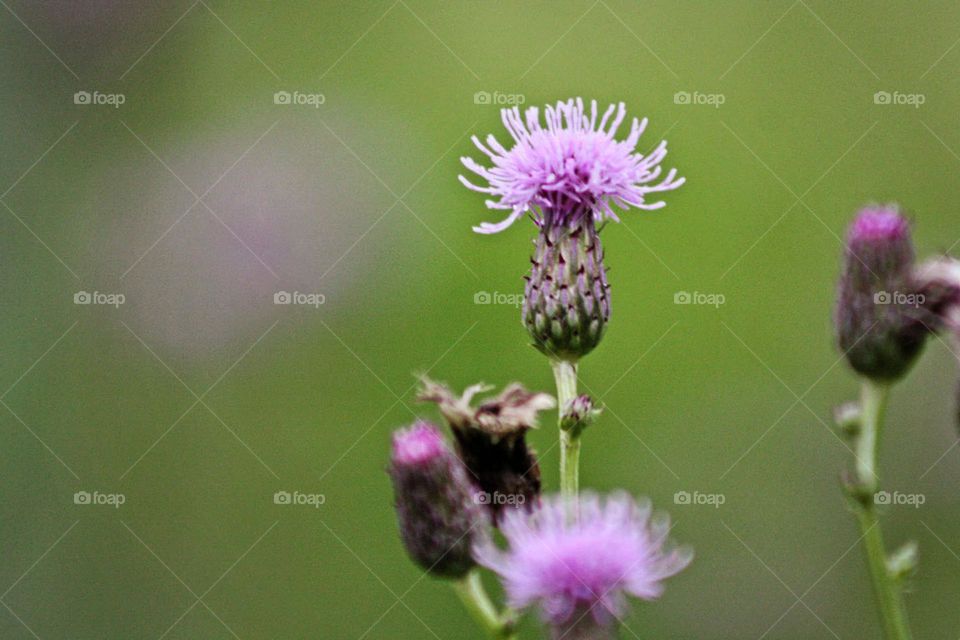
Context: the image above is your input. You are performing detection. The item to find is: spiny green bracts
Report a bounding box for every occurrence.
[523,219,610,361]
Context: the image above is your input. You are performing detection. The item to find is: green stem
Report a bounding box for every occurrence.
[452,570,517,640]
[856,380,887,493]
[551,359,580,501]
[852,380,913,640]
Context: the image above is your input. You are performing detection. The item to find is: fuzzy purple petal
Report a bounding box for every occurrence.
[460,98,684,234]
[474,491,692,631]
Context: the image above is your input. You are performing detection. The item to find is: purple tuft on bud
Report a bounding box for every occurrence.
[388,422,487,578]
[835,206,931,381]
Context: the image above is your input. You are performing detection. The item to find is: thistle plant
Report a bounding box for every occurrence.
[461,98,684,500]
[832,205,960,640]
[387,98,688,639]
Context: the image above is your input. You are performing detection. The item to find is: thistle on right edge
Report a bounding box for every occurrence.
[832,205,960,640]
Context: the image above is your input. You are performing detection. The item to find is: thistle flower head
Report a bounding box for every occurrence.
[388,421,487,578]
[460,98,684,234]
[475,492,692,638]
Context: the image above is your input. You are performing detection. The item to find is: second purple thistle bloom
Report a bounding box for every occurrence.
[474,492,692,639]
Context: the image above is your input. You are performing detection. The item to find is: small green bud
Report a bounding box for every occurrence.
[833,402,862,439]
[841,471,874,506]
[560,395,601,437]
[886,541,918,581]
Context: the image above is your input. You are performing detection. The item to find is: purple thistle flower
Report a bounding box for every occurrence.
[474,492,692,639]
[460,98,684,234]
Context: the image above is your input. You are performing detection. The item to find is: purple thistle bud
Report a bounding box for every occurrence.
[418,378,554,521]
[475,492,692,639]
[560,394,601,437]
[835,206,930,381]
[388,422,487,578]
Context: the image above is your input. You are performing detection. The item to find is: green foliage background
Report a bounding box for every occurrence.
[1,2,959,638]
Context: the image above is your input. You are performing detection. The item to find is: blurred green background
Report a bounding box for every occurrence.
[2,1,959,638]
